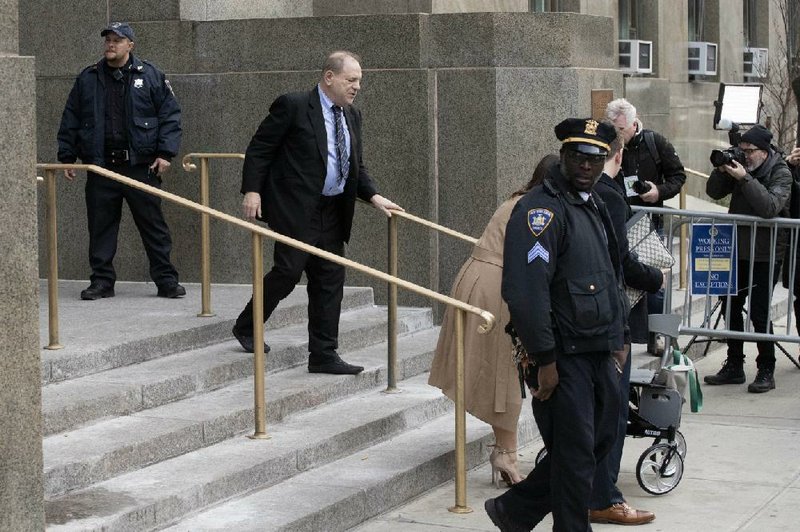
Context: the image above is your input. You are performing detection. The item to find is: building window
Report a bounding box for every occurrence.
[743,0,758,47]
[688,0,705,41]
[619,0,640,40]
[530,0,560,12]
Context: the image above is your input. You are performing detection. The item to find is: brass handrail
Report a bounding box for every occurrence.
[390,209,478,245]
[182,153,246,316]
[381,208,476,397]
[37,161,494,513]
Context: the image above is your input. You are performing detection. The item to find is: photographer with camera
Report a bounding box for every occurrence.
[705,125,792,393]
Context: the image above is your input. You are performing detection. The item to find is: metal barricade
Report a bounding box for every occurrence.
[634,204,800,368]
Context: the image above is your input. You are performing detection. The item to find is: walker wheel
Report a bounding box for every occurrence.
[656,430,687,463]
[636,442,684,495]
[674,430,687,460]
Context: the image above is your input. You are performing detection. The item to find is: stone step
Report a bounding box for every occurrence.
[162,398,538,532]
[45,370,535,532]
[40,281,374,384]
[42,305,432,437]
[43,327,440,499]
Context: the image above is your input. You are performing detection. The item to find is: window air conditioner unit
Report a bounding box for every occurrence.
[619,39,653,74]
[688,41,718,76]
[743,47,769,78]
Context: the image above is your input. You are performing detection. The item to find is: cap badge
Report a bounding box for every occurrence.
[584,119,598,136]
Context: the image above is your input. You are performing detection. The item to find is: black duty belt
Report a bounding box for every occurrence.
[106,149,130,165]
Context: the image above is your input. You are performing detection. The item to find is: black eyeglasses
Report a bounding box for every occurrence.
[565,150,606,165]
[741,148,762,155]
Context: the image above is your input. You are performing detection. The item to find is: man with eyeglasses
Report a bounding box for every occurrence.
[705,124,792,393]
[606,98,686,357]
[485,118,625,531]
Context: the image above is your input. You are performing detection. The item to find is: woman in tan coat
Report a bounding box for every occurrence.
[429,154,558,487]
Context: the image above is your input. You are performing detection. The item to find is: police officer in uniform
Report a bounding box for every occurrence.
[57,22,184,300]
[485,118,625,532]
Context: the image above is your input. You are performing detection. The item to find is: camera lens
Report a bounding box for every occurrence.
[710,149,730,167]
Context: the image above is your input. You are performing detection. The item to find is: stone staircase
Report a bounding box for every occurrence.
[41,281,537,531]
[41,243,796,530]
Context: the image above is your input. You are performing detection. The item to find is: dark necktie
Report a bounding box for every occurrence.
[332,105,350,184]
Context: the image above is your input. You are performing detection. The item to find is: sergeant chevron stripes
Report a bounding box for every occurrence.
[527,242,550,263]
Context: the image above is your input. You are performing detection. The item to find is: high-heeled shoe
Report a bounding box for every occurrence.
[489,444,525,488]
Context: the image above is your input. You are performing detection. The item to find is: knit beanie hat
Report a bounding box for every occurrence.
[741,125,772,151]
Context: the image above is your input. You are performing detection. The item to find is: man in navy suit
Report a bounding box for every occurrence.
[233,51,402,375]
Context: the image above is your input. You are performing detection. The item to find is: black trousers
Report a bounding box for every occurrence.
[590,350,630,510]
[235,196,345,362]
[720,260,780,370]
[85,163,178,287]
[497,352,619,531]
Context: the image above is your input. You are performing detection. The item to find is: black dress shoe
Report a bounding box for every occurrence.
[484,498,527,532]
[231,326,271,354]
[157,283,186,298]
[80,283,115,300]
[308,357,364,375]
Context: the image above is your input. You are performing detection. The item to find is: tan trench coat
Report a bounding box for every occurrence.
[428,197,522,431]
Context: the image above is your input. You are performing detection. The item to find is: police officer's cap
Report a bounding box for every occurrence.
[554,118,616,156]
[101,22,135,41]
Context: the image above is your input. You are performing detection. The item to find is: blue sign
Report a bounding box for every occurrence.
[690,224,737,296]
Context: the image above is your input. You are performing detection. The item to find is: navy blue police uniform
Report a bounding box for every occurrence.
[485,119,625,532]
[57,23,182,299]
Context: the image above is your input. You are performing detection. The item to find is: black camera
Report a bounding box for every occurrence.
[632,179,652,194]
[710,146,746,167]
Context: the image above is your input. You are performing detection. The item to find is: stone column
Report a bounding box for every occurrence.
[0,0,45,530]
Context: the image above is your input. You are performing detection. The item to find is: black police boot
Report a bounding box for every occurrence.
[747,367,775,393]
[703,358,745,385]
[484,498,527,532]
[80,283,115,300]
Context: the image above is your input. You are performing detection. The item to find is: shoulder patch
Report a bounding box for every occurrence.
[527,208,554,237]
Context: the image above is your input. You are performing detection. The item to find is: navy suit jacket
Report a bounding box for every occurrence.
[241,86,378,243]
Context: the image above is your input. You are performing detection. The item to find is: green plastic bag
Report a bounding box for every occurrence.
[655,349,703,413]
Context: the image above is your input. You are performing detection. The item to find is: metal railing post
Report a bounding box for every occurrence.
[385,215,399,393]
[679,187,687,289]
[198,157,214,317]
[249,232,269,440]
[44,169,63,350]
[449,308,472,513]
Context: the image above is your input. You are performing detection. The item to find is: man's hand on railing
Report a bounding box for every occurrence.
[150,157,171,176]
[63,169,77,180]
[242,191,262,221]
[370,194,404,217]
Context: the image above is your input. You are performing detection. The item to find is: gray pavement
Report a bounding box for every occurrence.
[353,342,800,532]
